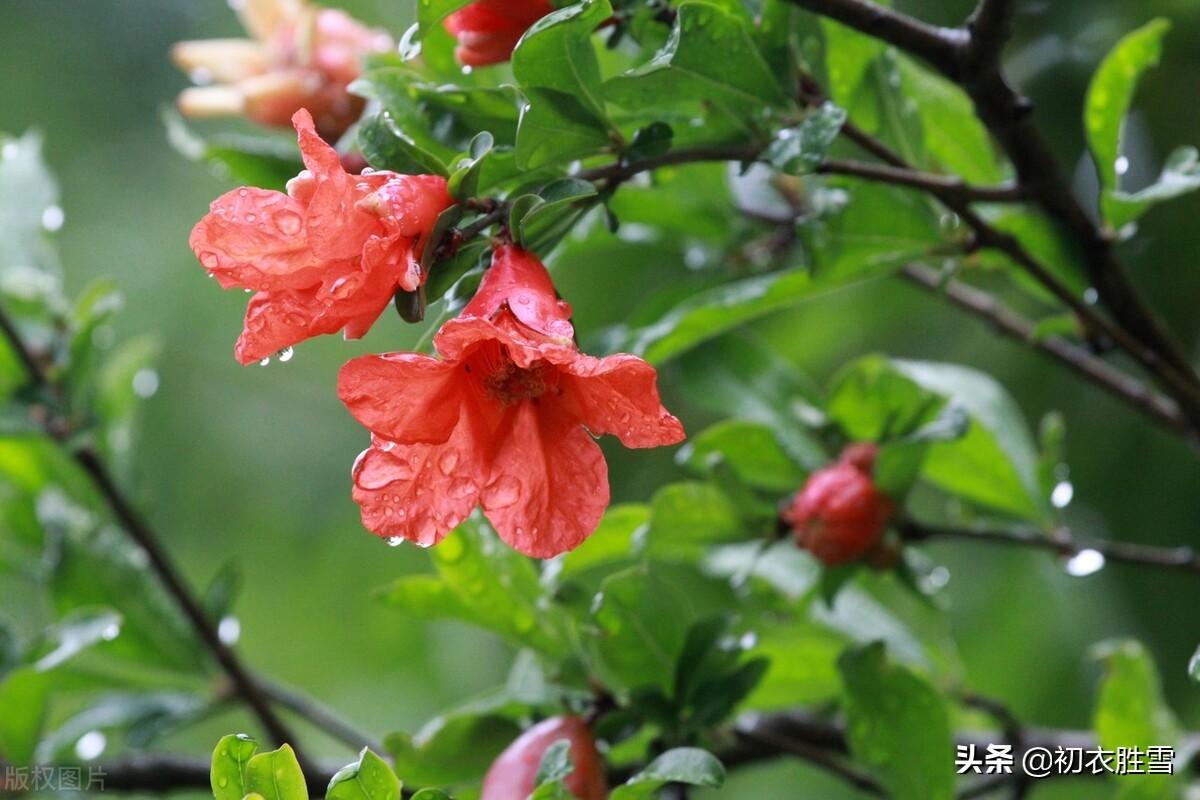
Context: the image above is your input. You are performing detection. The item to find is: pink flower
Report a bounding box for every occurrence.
[338,244,686,557]
[189,110,453,364]
[172,0,390,141]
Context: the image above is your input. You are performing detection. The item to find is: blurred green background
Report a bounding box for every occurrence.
[2,0,1198,796]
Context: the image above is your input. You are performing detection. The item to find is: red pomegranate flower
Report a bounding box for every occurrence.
[443,0,556,67]
[783,443,895,565]
[338,244,685,557]
[172,0,391,141]
[189,109,453,364]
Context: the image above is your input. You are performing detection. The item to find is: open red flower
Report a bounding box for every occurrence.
[444,0,555,67]
[172,0,391,141]
[189,109,453,364]
[338,244,685,557]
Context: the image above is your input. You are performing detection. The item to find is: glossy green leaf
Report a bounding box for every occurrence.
[627,122,674,163]
[33,607,122,671]
[377,517,569,656]
[899,58,1004,184]
[211,734,259,800]
[358,112,450,177]
[744,622,846,708]
[839,643,954,800]
[1093,641,1181,800]
[534,739,574,786]
[1106,145,1200,229]
[821,14,885,112]
[764,102,847,175]
[516,88,613,170]
[327,748,402,800]
[0,130,61,275]
[590,565,694,693]
[610,748,725,799]
[512,0,611,121]
[678,419,806,491]
[559,503,649,577]
[647,482,744,553]
[38,691,206,761]
[1084,18,1170,224]
[244,744,307,800]
[606,2,787,112]
[164,112,300,190]
[447,131,494,200]
[415,0,473,38]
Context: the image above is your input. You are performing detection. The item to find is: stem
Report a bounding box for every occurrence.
[899,263,1192,441]
[817,158,1025,203]
[0,303,309,767]
[900,520,1200,576]
[257,676,384,754]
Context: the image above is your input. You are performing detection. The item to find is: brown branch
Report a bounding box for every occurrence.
[817,158,1025,203]
[900,519,1200,576]
[899,263,1194,442]
[963,0,1017,70]
[0,302,309,769]
[781,0,966,78]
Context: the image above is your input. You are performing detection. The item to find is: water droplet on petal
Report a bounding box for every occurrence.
[482,476,521,509]
[273,209,302,235]
[438,450,458,474]
[385,536,405,547]
[276,346,294,363]
[259,357,271,367]
[200,251,220,268]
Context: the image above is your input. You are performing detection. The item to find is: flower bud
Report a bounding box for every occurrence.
[480,716,607,800]
[783,443,895,565]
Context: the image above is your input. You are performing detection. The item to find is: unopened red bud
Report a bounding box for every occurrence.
[480,716,607,800]
[783,443,895,565]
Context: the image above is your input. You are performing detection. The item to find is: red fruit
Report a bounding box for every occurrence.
[783,444,895,565]
[480,716,607,800]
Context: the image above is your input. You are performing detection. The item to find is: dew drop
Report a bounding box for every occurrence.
[75,731,107,761]
[189,66,214,85]
[482,476,521,509]
[438,450,459,474]
[1050,480,1074,509]
[218,777,229,789]
[273,209,302,235]
[200,251,220,268]
[385,536,405,547]
[259,357,271,367]
[237,188,249,197]
[132,368,160,398]
[218,616,241,645]
[1115,155,1130,176]
[276,346,295,363]
[41,204,64,232]
[1065,548,1105,577]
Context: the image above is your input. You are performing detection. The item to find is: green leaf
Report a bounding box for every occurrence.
[0,667,49,764]
[517,178,600,244]
[678,419,806,492]
[559,503,650,578]
[211,734,258,800]
[764,102,847,175]
[821,15,885,112]
[839,643,954,800]
[244,744,308,800]
[164,111,300,190]
[899,58,1004,184]
[829,356,1045,521]
[1084,18,1171,225]
[535,739,574,786]
[33,607,122,671]
[647,482,744,554]
[376,517,569,656]
[589,565,694,693]
[1093,641,1182,800]
[409,791,453,800]
[606,1,787,112]
[358,112,450,177]
[38,691,207,761]
[386,712,520,786]
[327,749,402,800]
[627,122,674,163]
[415,0,473,38]
[512,0,612,121]
[1189,643,1200,684]
[1106,145,1200,229]
[516,89,613,170]
[744,622,846,708]
[610,748,725,799]
[447,131,495,200]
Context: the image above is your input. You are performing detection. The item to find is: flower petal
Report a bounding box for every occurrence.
[434,314,578,369]
[481,401,608,558]
[292,109,382,260]
[233,260,394,363]
[562,353,686,448]
[338,353,465,444]
[461,245,574,342]
[190,187,326,291]
[351,413,486,548]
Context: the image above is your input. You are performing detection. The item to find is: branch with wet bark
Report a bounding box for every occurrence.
[0,302,310,770]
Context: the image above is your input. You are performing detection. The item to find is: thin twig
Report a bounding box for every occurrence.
[900,520,1200,576]
[817,158,1025,203]
[899,263,1193,442]
[256,676,385,754]
[0,302,309,768]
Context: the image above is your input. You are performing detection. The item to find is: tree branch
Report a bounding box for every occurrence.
[781,0,966,78]
[899,263,1193,442]
[817,158,1025,203]
[256,676,384,754]
[963,0,1017,70]
[900,519,1200,577]
[0,302,309,768]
